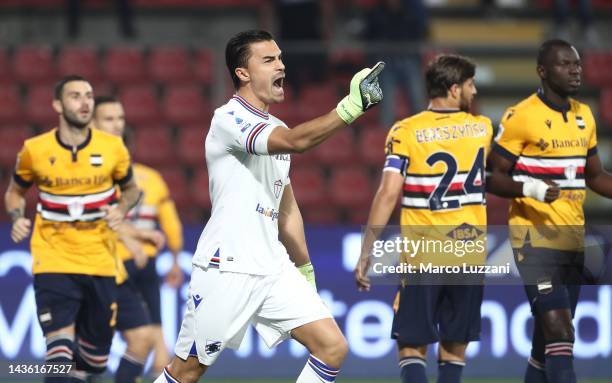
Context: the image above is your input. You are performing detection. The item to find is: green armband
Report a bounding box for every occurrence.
[297,262,317,290]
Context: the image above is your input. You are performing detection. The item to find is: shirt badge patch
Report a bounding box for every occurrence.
[89,154,103,167]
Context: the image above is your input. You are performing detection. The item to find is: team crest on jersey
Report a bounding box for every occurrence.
[576,116,585,129]
[89,154,103,167]
[564,165,577,180]
[446,223,483,241]
[273,179,282,198]
[536,139,549,151]
[205,340,222,356]
[545,119,552,129]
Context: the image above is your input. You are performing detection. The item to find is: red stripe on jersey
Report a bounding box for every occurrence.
[515,163,584,175]
[403,182,465,193]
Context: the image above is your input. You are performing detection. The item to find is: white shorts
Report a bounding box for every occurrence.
[174,262,332,366]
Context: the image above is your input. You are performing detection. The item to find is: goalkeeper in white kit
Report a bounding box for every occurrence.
[154,30,384,383]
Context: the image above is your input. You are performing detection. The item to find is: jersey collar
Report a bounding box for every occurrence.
[428,108,462,114]
[55,127,92,152]
[232,95,269,120]
[537,89,570,121]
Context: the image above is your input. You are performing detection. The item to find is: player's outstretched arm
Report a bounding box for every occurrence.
[486,150,559,202]
[355,171,404,291]
[278,184,316,289]
[4,178,32,243]
[585,152,612,198]
[267,62,385,155]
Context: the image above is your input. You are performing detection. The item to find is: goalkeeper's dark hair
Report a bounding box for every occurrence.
[537,39,574,66]
[226,30,274,90]
[54,75,89,100]
[425,54,476,99]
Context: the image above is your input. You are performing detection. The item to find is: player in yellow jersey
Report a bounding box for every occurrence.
[355,55,492,383]
[4,76,141,382]
[487,40,612,383]
[92,95,185,380]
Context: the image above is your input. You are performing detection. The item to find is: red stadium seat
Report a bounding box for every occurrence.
[289,149,318,168]
[329,167,373,208]
[0,125,32,166]
[176,126,207,165]
[0,48,13,85]
[149,47,194,84]
[298,84,340,120]
[191,168,212,209]
[13,46,56,84]
[359,127,387,166]
[25,85,57,126]
[0,87,24,124]
[600,88,612,126]
[157,166,191,209]
[290,167,328,208]
[194,49,214,85]
[118,85,161,125]
[103,47,147,85]
[57,46,102,81]
[162,85,210,125]
[312,129,357,166]
[131,127,174,166]
[302,208,340,225]
[583,51,612,86]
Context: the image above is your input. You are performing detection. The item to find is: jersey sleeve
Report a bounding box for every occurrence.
[156,174,184,253]
[383,123,410,176]
[113,140,133,186]
[585,106,598,157]
[214,112,277,156]
[483,116,494,157]
[492,107,527,162]
[13,143,34,188]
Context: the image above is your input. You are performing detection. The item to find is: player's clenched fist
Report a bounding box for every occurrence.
[100,204,124,231]
[11,217,32,243]
[336,61,385,124]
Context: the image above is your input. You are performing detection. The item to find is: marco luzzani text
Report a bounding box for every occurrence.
[370,237,511,275]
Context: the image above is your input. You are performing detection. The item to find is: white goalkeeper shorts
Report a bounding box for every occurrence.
[174,261,332,366]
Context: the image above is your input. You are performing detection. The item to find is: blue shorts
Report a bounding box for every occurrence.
[34,273,116,346]
[116,280,152,331]
[391,284,483,345]
[514,246,584,315]
[124,259,161,324]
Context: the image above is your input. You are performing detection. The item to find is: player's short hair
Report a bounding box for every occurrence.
[225,29,274,90]
[425,54,476,99]
[53,75,89,100]
[94,95,120,112]
[537,39,574,66]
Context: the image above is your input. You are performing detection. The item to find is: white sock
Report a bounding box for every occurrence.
[154,367,179,383]
[296,354,339,383]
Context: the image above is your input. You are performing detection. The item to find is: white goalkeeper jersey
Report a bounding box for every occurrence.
[192,95,292,276]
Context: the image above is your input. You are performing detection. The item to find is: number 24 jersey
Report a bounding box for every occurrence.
[384,110,493,226]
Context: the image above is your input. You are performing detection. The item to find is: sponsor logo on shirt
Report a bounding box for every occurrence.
[255,203,279,221]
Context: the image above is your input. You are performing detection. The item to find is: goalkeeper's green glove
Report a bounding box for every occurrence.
[297,262,317,291]
[336,61,385,124]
